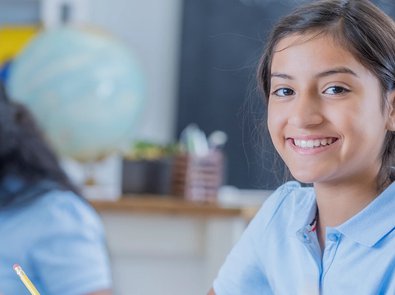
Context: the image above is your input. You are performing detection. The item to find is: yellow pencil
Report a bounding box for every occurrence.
[13,264,40,295]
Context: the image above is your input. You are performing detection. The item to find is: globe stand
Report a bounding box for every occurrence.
[83,161,97,186]
[62,155,122,201]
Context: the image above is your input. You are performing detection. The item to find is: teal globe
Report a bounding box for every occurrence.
[7,26,145,161]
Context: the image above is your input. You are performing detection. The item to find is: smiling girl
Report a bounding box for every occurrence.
[209,0,395,294]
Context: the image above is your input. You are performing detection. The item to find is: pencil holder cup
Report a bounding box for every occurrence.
[170,150,224,202]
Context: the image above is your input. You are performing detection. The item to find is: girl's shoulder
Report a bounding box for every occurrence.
[0,189,105,263]
[8,189,104,241]
[32,189,102,230]
[261,181,315,216]
[34,189,92,215]
[249,181,315,239]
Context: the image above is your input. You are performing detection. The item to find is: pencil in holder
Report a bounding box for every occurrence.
[171,150,224,202]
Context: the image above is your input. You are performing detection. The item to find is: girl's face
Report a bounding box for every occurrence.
[268,33,393,187]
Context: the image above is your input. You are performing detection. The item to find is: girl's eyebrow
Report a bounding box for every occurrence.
[271,73,294,80]
[271,67,359,80]
[316,67,359,78]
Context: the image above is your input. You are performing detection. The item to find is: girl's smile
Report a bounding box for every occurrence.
[287,136,339,155]
[267,33,392,187]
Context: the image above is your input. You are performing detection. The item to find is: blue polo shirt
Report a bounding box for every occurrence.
[0,189,112,295]
[213,181,395,295]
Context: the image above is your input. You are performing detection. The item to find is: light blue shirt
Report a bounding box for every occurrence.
[213,181,395,295]
[0,189,112,295]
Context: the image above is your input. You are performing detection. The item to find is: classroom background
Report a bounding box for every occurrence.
[1,0,394,294]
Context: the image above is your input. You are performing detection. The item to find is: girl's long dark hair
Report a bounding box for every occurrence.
[257,0,395,191]
[0,82,79,207]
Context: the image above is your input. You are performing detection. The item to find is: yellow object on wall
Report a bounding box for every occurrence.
[0,25,40,64]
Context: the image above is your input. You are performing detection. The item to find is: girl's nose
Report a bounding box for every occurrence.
[287,94,324,128]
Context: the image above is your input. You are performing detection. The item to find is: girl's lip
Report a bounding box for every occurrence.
[286,135,339,141]
[286,137,340,155]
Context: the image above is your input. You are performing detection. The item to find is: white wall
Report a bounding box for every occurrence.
[87,0,183,144]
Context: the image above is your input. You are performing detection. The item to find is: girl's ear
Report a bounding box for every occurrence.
[386,90,395,131]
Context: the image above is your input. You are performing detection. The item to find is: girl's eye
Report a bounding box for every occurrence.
[323,86,350,95]
[272,88,295,97]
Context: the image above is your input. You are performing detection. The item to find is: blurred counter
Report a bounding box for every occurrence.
[90,195,259,220]
[89,194,266,295]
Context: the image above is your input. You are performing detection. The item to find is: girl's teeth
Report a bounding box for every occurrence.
[294,138,335,148]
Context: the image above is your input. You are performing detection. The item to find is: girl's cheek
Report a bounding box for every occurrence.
[267,117,280,144]
[268,106,285,129]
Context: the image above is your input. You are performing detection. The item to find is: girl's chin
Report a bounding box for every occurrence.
[289,171,320,184]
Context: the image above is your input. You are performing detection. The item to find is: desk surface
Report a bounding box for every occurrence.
[90,195,259,220]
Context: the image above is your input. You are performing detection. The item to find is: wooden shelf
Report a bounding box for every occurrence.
[90,195,259,220]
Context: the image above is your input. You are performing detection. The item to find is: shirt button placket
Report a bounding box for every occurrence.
[321,230,341,282]
[297,228,322,277]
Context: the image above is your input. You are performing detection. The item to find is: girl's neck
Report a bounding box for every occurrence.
[314,178,383,250]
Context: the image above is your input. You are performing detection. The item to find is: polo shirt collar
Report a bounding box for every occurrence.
[290,187,317,235]
[337,181,395,247]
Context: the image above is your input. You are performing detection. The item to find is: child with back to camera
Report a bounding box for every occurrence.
[0,81,112,294]
[209,0,395,294]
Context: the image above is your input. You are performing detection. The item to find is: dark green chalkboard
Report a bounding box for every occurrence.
[176,0,395,189]
[177,0,295,189]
